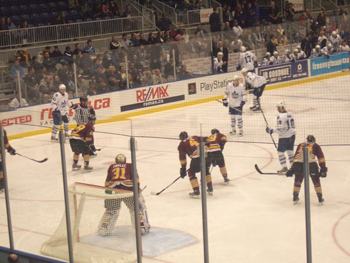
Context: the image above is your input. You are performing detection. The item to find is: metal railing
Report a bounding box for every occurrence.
[0,16,154,49]
[153,0,178,27]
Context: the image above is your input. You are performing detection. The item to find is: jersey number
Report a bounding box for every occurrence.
[286,118,295,129]
[207,135,217,142]
[245,55,251,63]
[73,124,86,133]
[112,167,126,180]
[190,139,199,147]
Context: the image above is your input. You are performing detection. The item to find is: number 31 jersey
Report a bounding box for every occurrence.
[276,112,296,139]
[105,163,139,189]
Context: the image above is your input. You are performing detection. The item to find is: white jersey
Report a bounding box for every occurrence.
[239,51,257,71]
[245,72,267,88]
[213,58,224,72]
[262,56,274,66]
[297,50,306,59]
[276,111,296,139]
[224,82,247,108]
[51,91,73,116]
[321,46,334,56]
[328,35,342,50]
[273,56,283,64]
[339,45,350,52]
[281,54,292,63]
[310,48,322,58]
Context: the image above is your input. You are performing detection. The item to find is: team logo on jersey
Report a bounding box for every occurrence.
[188,83,197,95]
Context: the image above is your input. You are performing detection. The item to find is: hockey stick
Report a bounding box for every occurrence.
[150,176,181,196]
[15,153,48,163]
[256,100,277,148]
[215,99,245,114]
[254,164,279,175]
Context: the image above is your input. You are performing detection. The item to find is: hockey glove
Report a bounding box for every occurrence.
[220,145,224,151]
[286,168,294,177]
[89,144,96,152]
[236,65,241,70]
[70,104,78,110]
[240,101,246,106]
[180,167,187,178]
[222,99,228,107]
[8,148,16,155]
[266,127,273,134]
[320,167,327,178]
[254,61,258,67]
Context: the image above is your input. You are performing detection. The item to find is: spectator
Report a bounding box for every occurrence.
[305,8,313,22]
[81,1,93,19]
[293,33,301,43]
[105,66,119,90]
[97,79,110,93]
[100,1,111,18]
[209,7,221,32]
[152,69,164,84]
[0,17,7,31]
[58,61,71,88]
[39,75,54,102]
[30,56,43,71]
[83,39,95,54]
[43,51,57,72]
[36,66,48,83]
[6,17,17,30]
[253,26,265,46]
[51,46,64,63]
[276,25,284,39]
[142,70,154,86]
[52,75,62,91]
[110,36,120,50]
[318,31,327,48]
[109,1,121,17]
[9,91,28,109]
[79,51,93,75]
[73,43,83,56]
[132,54,144,73]
[25,66,40,101]
[102,51,113,69]
[164,59,174,80]
[285,3,295,22]
[158,13,172,32]
[316,12,326,28]
[86,80,97,95]
[7,253,19,263]
[266,34,277,55]
[130,32,140,46]
[11,59,25,79]
[223,21,231,31]
[139,33,148,46]
[230,38,243,53]
[129,62,141,80]
[147,32,156,44]
[234,3,245,26]
[68,0,79,9]
[268,1,280,24]
[178,65,193,80]
[120,33,132,48]
[253,0,260,21]
[246,3,256,27]
[232,20,243,38]
[155,30,165,43]
[64,46,74,65]
[122,5,132,17]
[18,49,31,68]
[91,58,104,75]
[194,24,207,39]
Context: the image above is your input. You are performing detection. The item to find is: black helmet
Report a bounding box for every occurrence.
[306,135,315,143]
[211,128,220,135]
[80,96,88,102]
[88,115,96,121]
[179,131,188,140]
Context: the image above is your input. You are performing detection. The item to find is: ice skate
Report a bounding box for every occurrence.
[293,192,299,204]
[230,129,236,135]
[317,193,324,205]
[250,106,256,110]
[277,167,288,175]
[207,185,213,196]
[84,165,93,172]
[72,163,81,171]
[224,177,230,185]
[253,106,261,112]
[51,136,58,142]
[189,190,200,199]
[238,131,243,137]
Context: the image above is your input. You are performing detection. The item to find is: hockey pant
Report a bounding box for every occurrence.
[293,162,322,195]
[277,136,295,168]
[188,158,212,192]
[70,139,90,166]
[52,112,69,138]
[252,84,266,107]
[207,151,228,180]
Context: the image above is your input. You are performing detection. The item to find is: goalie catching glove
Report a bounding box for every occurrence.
[180,167,187,178]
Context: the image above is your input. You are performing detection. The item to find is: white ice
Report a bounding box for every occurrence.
[1,75,350,263]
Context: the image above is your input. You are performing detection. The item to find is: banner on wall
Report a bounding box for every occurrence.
[291,0,304,11]
[200,8,213,23]
[258,60,308,84]
[310,52,350,76]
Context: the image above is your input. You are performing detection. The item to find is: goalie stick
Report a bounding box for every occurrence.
[254,164,279,175]
[215,99,245,114]
[15,153,48,163]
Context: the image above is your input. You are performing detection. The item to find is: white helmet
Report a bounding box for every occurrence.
[217,52,223,57]
[266,52,271,56]
[332,31,336,36]
[293,49,298,53]
[233,75,240,81]
[240,46,246,52]
[285,49,290,55]
[59,84,66,90]
[327,43,333,48]
[273,51,278,56]
[241,68,248,74]
[296,45,301,49]
[115,154,126,163]
[316,45,321,49]
[276,101,286,110]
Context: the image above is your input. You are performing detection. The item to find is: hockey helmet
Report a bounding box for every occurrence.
[276,101,286,111]
[240,46,246,52]
[331,31,337,36]
[241,68,248,75]
[293,49,298,53]
[179,131,188,140]
[316,45,321,49]
[273,51,279,56]
[115,154,126,163]
[80,96,88,102]
[306,135,316,143]
[266,52,271,56]
[217,52,223,57]
[296,45,301,49]
[327,43,333,48]
[59,84,66,90]
[211,128,220,135]
[285,49,290,55]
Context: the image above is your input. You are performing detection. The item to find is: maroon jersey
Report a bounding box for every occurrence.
[0,129,13,161]
[292,142,326,170]
[70,122,94,144]
[205,132,227,152]
[105,163,139,189]
[177,136,203,168]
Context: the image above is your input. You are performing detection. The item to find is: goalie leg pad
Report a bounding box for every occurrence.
[139,196,150,235]
[98,208,120,236]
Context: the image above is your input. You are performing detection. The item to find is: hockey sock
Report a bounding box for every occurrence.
[73,153,79,164]
[253,97,258,107]
[220,166,227,177]
[236,115,243,131]
[278,151,287,168]
[52,125,60,137]
[314,186,322,195]
[206,174,212,186]
[230,116,236,130]
[190,179,199,191]
[83,155,90,166]
[64,123,69,133]
[286,150,294,165]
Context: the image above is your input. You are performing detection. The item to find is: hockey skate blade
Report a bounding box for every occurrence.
[150,191,158,195]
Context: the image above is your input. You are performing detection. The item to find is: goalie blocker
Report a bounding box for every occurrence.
[98,154,150,236]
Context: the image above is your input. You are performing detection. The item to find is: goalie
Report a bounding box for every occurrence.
[98,154,150,236]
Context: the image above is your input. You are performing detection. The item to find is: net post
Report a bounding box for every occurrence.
[303,146,312,263]
[0,122,14,250]
[58,130,74,263]
[199,123,209,263]
[130,119,143,262]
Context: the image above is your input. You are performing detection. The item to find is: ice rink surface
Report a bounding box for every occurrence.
[1,75,350,263]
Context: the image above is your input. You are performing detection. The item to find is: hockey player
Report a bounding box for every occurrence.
[223,75,247,136]
[310,45,322,58]
[178,131,213,198]
[286,135,327,204]
[292,49,300,60]
[272,51,283,64]
[0,129,16,193]
[339,40,350,52]
[296,45,306,59]
[50,84,78,141]
[321,43,334,59]
[205,129,230,184]
[69,115,96,171]
[213,52,226,73]
[98,154,150,236]
[262,52,274,66]
[328,31,342,51]
[281,49,293,63]
[241,68,267,112]
[237,46,257,72]
[266,101,296,174]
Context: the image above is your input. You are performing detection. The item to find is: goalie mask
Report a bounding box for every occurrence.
[307,135,316,143]
[115,154,126,163]
[179,131,188,140]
